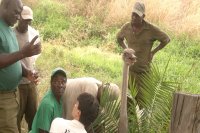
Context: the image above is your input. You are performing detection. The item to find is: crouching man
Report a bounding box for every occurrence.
[50,92,100,133]
[30,67,67,133]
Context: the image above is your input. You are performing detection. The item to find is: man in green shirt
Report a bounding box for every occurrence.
[30,67,67,133]
[0,0,41,132]
[116,1,170,106]
[14,6,41,133]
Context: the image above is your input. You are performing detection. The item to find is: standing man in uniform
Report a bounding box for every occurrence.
[14,5,40,133]
[0,0,41,132]
[116,1,170,105]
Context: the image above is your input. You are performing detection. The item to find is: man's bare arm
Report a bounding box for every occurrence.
[0,35,41,69]
[117,37,128,49]
[0,51,24,68]
[151,38,170,60]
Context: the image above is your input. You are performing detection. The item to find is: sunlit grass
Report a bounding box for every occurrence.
[48,0,200,37]
[21,0,200,98]
[18,0,200,132]
[36,44,123,100]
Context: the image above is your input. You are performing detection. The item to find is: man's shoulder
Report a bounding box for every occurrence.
[144,20,161,31]
[40,90,55,107]
[0,21,11,38]
[0,20,7,31]
[53,118,68,124]
[118,22,132,33]
[121,22,131,28]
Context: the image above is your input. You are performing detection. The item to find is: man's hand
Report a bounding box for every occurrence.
[26,69,39,85]
[20,35,41,58]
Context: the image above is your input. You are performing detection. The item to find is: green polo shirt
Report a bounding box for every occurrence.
[30,89,63,133]
[0,19,22,91]
[117,21,170,73]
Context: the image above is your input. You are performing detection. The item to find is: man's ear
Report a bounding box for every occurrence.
[77,110,81,118]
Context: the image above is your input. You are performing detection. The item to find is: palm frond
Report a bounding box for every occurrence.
[90,85,120,133]
[90,61,179,133]
[137,63,178,133]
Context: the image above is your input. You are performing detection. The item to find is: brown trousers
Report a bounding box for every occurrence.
[0,90,19,133]
[17,83,37,133]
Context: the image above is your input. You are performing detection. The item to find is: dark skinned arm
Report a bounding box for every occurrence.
[0,35,41,69]
[21,62,39,84]
[0,51,24,68]
[117,37,128,49]
[150,38,170,60]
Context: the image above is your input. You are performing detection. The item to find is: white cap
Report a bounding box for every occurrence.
[132,1,145,17]
[21,6,33,20]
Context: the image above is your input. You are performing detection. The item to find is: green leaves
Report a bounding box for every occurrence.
[129,63,178,133]
[89,63,178,133]
[90,86,120,133]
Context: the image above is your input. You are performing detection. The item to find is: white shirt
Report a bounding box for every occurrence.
[50,118,87,133]
[14,26,40,84]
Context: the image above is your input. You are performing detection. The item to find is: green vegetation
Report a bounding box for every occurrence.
[30,0,200,95]
[21,0,200,132]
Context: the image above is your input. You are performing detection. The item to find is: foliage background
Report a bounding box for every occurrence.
[19,0,200,132]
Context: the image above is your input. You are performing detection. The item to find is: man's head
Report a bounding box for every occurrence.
[17,5,33,33]
[72,92,99,128]
[131,1,145,26]
[51,67,67,100]
[0,0,23,26]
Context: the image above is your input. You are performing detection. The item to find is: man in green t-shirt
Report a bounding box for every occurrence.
[0,0,41,132]
[14,6,41,133]
[30,67,67,133]
[116,1,170,106]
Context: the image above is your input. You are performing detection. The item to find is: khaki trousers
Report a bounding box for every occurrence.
[17,83,37,133]
[0,90,19,133]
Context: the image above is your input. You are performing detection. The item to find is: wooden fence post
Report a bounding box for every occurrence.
[170,92,200,133]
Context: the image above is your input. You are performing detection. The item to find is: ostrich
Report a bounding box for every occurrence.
[62,49,135,132]
[118,48,136,133]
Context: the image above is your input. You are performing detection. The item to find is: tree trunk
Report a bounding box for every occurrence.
[170,92,200,133]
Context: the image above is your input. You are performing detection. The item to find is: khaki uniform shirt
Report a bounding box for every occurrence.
[117,21,170,73]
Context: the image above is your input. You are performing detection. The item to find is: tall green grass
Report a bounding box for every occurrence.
[18,0,200,132]
[32,0,70,41]
[36,44,123,100]
[27,0,200,97]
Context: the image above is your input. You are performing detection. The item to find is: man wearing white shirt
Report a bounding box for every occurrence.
[50,92,99,133]
[13,5,40,133]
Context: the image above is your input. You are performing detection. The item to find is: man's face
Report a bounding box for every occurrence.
[17,18,32,33]
[131,12,143,26]
[51,74,67,99]
[2,0,23,26]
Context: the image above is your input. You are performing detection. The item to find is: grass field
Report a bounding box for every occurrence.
[20,0,200,132]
